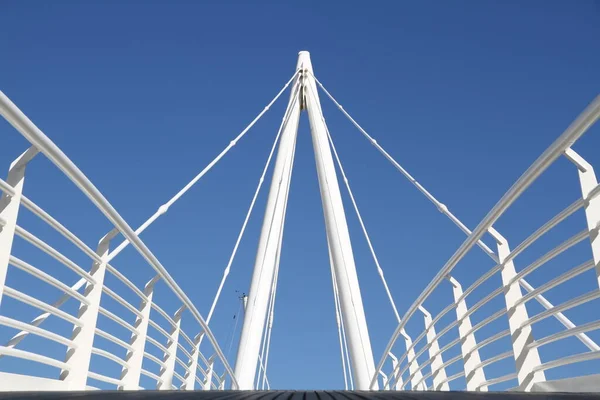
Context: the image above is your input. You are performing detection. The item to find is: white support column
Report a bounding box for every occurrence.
[389,352,403,390]
[60,229,117,389]
[204,355,215,390]
[157,306,183,390]
[379,371,389,390]
[489,228,545,391]
[0,147,38,307]
[119,276,158,390]
[219,373,226,390]
[419,306,449,390]
[302,51,377,390]
[233,57,302,389]
[564,148,600,288]
[183,332,203,390]
[402,333,426,390]
[448,276,487,391]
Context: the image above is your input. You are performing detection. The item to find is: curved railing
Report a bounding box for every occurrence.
[0,91,238,390]
[371,95,600,391]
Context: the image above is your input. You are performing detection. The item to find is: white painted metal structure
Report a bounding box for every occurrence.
[234,52,377,390]
[0,51,599,391]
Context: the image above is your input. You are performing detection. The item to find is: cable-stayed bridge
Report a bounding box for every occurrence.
[0,51,599,393]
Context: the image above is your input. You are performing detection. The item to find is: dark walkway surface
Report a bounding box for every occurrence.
[1,392,599,400]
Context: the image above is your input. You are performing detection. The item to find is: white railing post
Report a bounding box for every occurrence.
[204,354,215,390]
[402,333,426,390]
[448,276,487,391]
[0,147,38,307]
[388,352,403,390]
[182,332,203,390]
[60,229,117,389]
[379,371,389,390]
[489,228,545,390]
[157,306,183,390]
[219,373,226,390]
[119,276,158,390]
[564,148,600,288]
[419,306,449,390]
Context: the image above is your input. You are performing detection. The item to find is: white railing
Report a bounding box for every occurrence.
[371,95,600,391]
[0,91,238,390]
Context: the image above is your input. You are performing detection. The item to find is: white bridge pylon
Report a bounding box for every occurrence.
[233,51,378,390]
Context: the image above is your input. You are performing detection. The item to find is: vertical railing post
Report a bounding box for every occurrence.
[219,373,226,390]
[204,354,215,390]
[419,306,449,390]
[489,228,545,390]
[402,332,426,390]
[379,371,389,390]
[447,276,487,391]
[182,332,203,390]
[565,148,600,288]
[60,229,117,389]
[0,147,38,307]
[388,352,403,390]
[119,276,158,390]
[157,306,184,390]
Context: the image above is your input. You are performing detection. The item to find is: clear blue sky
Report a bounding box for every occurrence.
[1,0,600,390]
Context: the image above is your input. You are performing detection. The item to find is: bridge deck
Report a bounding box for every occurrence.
[1,392,599,400]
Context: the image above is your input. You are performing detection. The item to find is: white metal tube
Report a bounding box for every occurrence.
[302,52,377,389]
[233,66,302,389]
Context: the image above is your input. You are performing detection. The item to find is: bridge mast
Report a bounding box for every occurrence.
[234,51,377,390]
[233,54,303,389]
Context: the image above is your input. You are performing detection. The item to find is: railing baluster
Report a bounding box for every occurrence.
[489,228,545,390]
[119,277,157,390]
[378,370,389,390]
[448,276,487,391]
[402,333,426,390]
[564,148,600,288]
[388,352,402,390]
[0,147,38,307]
[219,373,226,390]
[182,332,202,390]
[157,306,183,390]
[204,354,215,390]
[419,306,449,390]
[60,230,116,389]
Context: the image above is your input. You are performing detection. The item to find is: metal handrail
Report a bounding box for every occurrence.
[0,90,239,388]
[371,94,600,389]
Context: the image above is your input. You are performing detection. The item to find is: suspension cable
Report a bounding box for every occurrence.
[205,83,302,325]
[325,125,401,323]
[1,71,300,354]
[311,72,600,353]
[256,354,271,389]
[108,69,301,262]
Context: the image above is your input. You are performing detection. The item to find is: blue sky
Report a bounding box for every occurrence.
[1,0,600,390]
